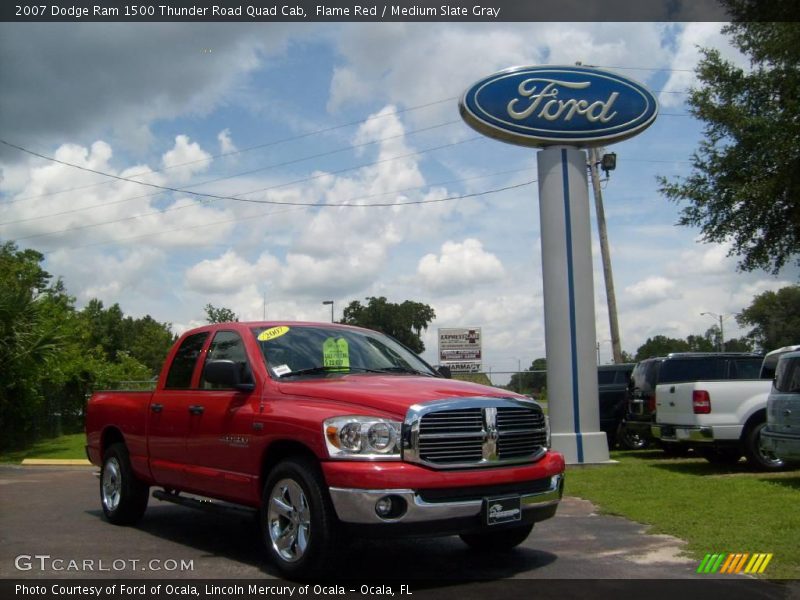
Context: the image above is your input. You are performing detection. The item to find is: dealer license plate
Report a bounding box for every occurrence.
[484,496,522,526]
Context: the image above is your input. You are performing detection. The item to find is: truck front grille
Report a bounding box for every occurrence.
[404,399,547,469]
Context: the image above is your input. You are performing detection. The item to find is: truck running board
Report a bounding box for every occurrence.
[152,490,256,518]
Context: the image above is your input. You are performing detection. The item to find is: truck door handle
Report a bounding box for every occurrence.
[151,403,163,413]
[669,386,675,393]
[188,405,205,415]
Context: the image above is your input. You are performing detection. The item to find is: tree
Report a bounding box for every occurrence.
[658,3,800,274]
[634,336,690,361]
[508,358,547,395]
[204,304,238,324]
[737,285,800,351]
[0,242,66,447]
[340,296,435,353]
[79,300,174,376]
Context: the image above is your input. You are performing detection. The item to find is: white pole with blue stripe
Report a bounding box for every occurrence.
[538,146,610,464]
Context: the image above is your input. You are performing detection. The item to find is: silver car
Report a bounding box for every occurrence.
[761,350,800,462]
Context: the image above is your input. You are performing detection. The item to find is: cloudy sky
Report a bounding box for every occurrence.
[1,20,796,380]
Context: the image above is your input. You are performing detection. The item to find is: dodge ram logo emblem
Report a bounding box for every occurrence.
[483,407,499,460]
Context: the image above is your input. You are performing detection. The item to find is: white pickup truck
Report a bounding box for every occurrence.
[651,346,799,470]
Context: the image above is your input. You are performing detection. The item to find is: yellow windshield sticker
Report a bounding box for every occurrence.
[323,337,350,370]
[258,326,290,342]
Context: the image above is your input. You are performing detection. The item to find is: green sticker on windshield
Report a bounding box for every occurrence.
[323,337,350,370]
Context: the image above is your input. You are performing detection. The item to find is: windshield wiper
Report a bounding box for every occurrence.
[278,365,384,378]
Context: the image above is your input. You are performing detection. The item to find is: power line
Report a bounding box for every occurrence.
[45,179,537,253]
[0,119,463,226]
[5,96,458,205]
[0,136,482,209]
[596,64,695,73]
[12,166,534,241]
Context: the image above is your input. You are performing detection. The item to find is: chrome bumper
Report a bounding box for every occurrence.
[329,474,563,525]
[760,430,800,461]
[652,424,713,442]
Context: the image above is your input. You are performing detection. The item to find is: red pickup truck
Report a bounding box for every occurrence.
[86,321,564,577]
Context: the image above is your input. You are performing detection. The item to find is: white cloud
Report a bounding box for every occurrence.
[0,138,234,251]
[624,276,680,306]
[417,238,505,293]
[218,129,237,155]
[161,135,211,183]
[185,250,279,294]
[328,23,672,127]
[659,23,749,108]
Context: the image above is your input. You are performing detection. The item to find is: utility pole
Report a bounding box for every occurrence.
[588,147,623,364]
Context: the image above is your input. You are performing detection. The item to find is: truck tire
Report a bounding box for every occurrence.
[260,457,338,579]
[618,423,650,450]
[460,524,534,551]
[659,442,689,457]
[700,447,742,466]
[100,443,149,525]
[743,421,784,471]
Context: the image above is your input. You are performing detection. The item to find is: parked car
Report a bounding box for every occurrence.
[597,363,635,448]
[651,347,797,470]
[86,321,565,578]
[760,350,800,463]
[621,352,764,453]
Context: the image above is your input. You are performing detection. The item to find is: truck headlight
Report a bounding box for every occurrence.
[324,416,401,460]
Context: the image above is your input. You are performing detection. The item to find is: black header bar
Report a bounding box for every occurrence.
[1,0,750,23]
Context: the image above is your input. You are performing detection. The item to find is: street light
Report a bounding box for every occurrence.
[322,300,334,323]
[700,311,728,352]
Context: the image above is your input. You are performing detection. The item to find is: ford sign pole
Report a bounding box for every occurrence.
[460,66,657,464]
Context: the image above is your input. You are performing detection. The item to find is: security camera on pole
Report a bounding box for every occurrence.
[460,65,658,463]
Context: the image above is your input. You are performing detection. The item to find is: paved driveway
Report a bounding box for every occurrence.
[0,465,794,599]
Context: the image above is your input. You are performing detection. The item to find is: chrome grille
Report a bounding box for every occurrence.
[405,398,547,469]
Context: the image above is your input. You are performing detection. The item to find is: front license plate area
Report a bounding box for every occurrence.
[484,495,521,526]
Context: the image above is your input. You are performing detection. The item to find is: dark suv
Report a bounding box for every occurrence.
[622,352,764,450]
[598,363,635,448]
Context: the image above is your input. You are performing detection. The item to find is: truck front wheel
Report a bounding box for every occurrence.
[260,458,338,578]
[460,524,534,551]
[100,443,149,525]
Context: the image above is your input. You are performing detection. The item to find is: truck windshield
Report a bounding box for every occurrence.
[251,325,438,379]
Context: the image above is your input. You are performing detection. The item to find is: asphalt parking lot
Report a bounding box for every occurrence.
[0,465,796,599]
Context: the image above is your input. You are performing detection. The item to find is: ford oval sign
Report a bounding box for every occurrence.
[459,65,658,147]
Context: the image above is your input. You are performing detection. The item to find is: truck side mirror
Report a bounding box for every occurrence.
[437,365,452,379]
[204,360,254,392]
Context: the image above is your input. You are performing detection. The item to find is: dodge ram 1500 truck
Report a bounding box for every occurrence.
[651,346,799,470]
[86,322,564,577]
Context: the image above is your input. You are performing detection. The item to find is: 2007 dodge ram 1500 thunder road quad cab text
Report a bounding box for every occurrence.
[86,322,565,577]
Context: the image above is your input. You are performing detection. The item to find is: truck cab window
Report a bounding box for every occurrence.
[201,330,254,389]
[164,332,209,389]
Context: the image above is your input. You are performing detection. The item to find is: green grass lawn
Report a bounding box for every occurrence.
[0,432,86,463]
[566,450,800,578]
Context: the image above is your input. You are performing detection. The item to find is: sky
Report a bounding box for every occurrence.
[0,20,797,382]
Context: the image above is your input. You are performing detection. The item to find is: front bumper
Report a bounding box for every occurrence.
[321,450,565,532]
[761,429,800,461]
[329,473,563,525]
[652,424,714,443]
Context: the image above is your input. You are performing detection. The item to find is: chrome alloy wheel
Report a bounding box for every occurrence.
[101,457,122,512]
[267,478,311,563]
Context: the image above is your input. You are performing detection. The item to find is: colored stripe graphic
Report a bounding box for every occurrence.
[699,553,773,574]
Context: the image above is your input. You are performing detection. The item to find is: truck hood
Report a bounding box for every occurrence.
[277,374,522,417]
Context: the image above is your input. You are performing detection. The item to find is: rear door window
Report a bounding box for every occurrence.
[164,332,209,389]
[659,358,724,383]
[598,370,616,385]
[728,357,763,379]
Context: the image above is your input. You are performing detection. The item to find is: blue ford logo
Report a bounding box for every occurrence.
[460,65,658,147]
